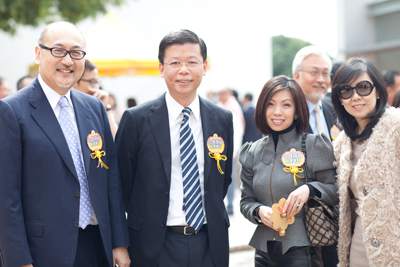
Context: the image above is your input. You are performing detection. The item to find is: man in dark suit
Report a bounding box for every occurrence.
[293,46,339,142]
[324,61,343,101]
[0,22,129,267]
[241,93,262,144]
[382,69,400,107]
[116,29,233,267]
[292,46,339,265]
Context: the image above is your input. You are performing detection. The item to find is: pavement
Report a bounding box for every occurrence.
[226,188,257,267]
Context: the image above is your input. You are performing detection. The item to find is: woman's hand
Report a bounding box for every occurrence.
[283,185,310,216]
[258,206,279,231]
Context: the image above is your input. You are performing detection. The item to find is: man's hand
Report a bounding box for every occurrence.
[113,246,130,267]
[21,264,33,267]
[92,90,110,107]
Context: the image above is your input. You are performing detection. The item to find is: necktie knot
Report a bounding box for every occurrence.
[181,107,192,124]
[314,104,320,113]
[58,96,69,108]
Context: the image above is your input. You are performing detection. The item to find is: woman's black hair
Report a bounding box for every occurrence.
[331,57,387,142]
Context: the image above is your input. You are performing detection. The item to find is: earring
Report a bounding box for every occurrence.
[341,103,344,105]
[377,96,380,99]
[294,115,298,120]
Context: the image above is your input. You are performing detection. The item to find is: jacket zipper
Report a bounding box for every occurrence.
[270,153,277,240]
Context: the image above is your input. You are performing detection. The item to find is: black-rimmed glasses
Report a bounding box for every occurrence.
[39,44,86,60]
[336,80,375,99]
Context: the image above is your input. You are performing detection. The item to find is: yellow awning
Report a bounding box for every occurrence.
[92,59,160,76]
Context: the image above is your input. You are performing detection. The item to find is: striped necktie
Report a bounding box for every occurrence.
[58,96,92,229]
[180,107,205,231]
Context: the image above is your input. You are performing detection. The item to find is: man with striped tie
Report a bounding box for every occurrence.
[116,29,233,267]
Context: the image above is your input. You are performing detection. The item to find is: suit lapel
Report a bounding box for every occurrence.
[70,89,94,178]
[305,126,313,134]
[199,98,216,186]
[323,107,335,132]
[30,81,78,180]
[148,94,172,185]
[321,100,339,141]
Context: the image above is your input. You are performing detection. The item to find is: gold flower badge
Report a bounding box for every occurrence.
[207,134,227,174]
[87,130,109,169]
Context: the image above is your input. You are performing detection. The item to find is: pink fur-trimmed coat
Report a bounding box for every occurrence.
[333,108,400,267]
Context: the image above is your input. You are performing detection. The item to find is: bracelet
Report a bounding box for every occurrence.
[106,104,112,111]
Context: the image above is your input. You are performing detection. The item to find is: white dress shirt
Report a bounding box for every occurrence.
[165,91,206,226]
[307,99,329,135]
[38,74,98,225]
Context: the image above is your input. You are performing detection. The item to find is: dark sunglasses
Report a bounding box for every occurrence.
[336,80,375,99]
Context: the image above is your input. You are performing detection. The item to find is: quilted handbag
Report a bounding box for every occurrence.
[302,133,339,247]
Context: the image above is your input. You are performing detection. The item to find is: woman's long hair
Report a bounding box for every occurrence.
[331,58,387,142]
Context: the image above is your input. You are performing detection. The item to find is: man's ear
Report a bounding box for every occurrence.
[293,72,300,82]
[35,46,41,65]
[159,63,164,78]
[203,61,207,76]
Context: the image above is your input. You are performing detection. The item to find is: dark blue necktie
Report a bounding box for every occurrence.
[180,107,204,231]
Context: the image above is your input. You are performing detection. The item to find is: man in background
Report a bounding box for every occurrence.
[127,97,137,108]
[293,46,339,142]
[324,61,342,100]
[0,77,11,99]
[217,87,244,215]
[382,70,400,107]
[241,93,261,144]
[17,75,35,90]
[292,46,339,266]
[74,59,118,137]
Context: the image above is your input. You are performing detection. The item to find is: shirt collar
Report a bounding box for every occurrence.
[165,91,200,122]
[39,74,73,110]
[306,99,323,113]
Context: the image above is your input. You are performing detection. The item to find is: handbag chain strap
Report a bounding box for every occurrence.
[301,133,309,183]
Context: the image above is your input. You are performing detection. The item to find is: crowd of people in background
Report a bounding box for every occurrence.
[2,22,400,267]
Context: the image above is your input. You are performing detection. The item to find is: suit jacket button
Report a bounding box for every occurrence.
[74,221,79,228]
[75,191,80,197]
[165,191,169,195]
[162,222,166,227]
[371,238,380,247]
[363,188,369,196]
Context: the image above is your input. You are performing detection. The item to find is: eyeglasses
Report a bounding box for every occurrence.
[80,79,101,86]
[39,44,86,60]
[336,80,375,99]
[164,61,203,69]
[299,70,330,78]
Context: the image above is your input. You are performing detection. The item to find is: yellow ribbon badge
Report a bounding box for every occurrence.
[281,148,306,186]
[283,166,304,186]
[90,150,109,169]
[87,130,109,169]
[209,152,227,174]
[206,134,227,174]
